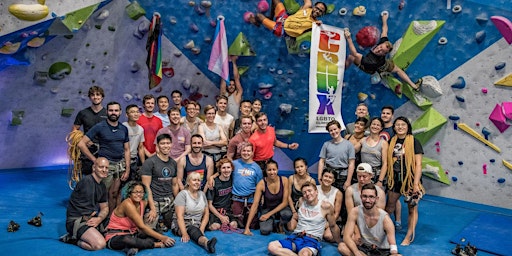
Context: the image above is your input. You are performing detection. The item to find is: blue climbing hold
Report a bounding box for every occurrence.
[495,62,506,70]
[448,115,460,121]
[475,30,486,44]
[299,41,311,51]
[497,178,505,183]
[452,176,458,182]
[490,159,496,163]
[456,95,465,102]
[458,161,463,165]
[451,76,466,89]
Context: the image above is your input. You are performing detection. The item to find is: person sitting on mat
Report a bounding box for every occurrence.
[104,181,175,255]
[171,172,217,253]
[207,158,238,231]
[344,12,422,92]
[243,160,292,236]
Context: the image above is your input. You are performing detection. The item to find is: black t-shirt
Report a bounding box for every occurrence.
[141,155,177,200]
[66,174,107,218]
[206,177,233,210]
[74,107,107,135]
[392,137,423,172]
[360,37,389,74]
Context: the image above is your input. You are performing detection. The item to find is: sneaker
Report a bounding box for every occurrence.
[206,237,217,254]
[7,220,20,232]
[28,216,42,227]
[59,233,77,244]
[464,243,477,256]
[126,248,139,256]
[413,78,423,92]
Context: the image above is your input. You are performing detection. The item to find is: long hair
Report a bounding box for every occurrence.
[121,181,148,200]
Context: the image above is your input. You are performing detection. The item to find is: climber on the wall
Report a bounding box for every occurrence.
[344,12,422,92]
[248,0,327,38]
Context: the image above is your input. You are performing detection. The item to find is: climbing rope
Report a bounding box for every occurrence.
[66,130,83,190]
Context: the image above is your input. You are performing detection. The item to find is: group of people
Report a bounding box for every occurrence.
[60,1,428,254]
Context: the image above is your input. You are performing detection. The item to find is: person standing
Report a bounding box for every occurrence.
[137,94,163,158]
[156,106,191,162]
[176,134,214,191]
[72,85,107,175]
[171,90,186,116]
[214,95,234,140]
[220,55,244,120]
[123,104,145,181]
[78,102,130,215]
[154,95,170,127]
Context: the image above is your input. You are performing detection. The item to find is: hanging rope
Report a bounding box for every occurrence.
[66,130,83,190]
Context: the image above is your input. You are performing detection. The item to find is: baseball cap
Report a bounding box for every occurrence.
[356,163,373,174]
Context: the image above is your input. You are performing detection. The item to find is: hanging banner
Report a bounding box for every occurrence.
[308,23,346,133]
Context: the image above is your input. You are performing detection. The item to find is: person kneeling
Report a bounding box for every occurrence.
[171,172,217,253]
[105,181,175,255]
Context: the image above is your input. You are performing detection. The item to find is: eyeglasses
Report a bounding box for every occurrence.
[314,6,325,14]
[131,191,144,195]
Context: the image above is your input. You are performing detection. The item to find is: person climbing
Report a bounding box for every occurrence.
[249,0,327,38]
[344,12,422,92]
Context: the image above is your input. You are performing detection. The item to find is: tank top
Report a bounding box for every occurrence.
[294,200,326,239]
[317,185,339,206]
[350,183,362,207]
[184,155,208,190]
[290,177,304,207]
[357,206,390,249]
[360,137,384,175]
[202,123,222,153]
[105,200,144,241]
[262,176,284,210]
[227,93,239,119]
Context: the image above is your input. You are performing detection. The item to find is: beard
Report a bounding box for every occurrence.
[363,201,375,210]
[192,146,202,153]
[108,114,119,122]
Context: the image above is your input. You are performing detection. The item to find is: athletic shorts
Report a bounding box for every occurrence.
[278,234,321,255]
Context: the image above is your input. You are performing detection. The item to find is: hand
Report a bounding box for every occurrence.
[354,234,362,245]
[382,12,389,22]
[344,28,351,38]
[288,143,299,150]
[259,213,271,221]
[230,55,238,62]
[163,237,175,247]
[243,229,253,236]
[121,170,130,181]
[343,180,350,191]
[207,177,215,190]
[220,215,230,224]
[181,233,190,243]
[413,183,420,194]
[292,212,298,220]
[86,217,102,227]
[145,209,157,223]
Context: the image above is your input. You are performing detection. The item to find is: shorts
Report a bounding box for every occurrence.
[357,244,391,256]
[278,234,321,255]
[103,160,126,190]
[377,59,395,73]
[65,216,105,241]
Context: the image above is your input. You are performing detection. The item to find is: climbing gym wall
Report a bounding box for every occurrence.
[1,0,512,208]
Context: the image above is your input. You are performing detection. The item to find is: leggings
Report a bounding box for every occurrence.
[173,225,204,244]
[107,232,156,250]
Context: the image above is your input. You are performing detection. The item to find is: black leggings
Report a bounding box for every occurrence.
[173,225,204,244]
[107,232,156,250]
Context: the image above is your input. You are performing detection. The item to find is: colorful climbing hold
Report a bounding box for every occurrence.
[356,26,379,47]
[481,88,488,94]
[352,6,366,16]
[458,161,463,165]
[451,76,466,89]
[438,37,448,45]
[448,115,460,121]
[48,62,72,80]
[497,178,506,183]
[338,7,347,16]
[452,5,462,14]
[495,62,506,70]
[452,176,458,182]
[482,164,487,174]
[475,30,486,44]
[257,0,269,12]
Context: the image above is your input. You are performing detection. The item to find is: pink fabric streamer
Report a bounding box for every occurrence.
[208,16,230,83]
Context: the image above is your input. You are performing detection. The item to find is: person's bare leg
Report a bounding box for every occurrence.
[395,200,402,229]
[401,203,418,246]
[392,65,420,90]
[385,191,401,215]
[268,240,298,256]
[78,228,106,251]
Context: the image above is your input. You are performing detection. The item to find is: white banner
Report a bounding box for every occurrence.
[308,23,346,133]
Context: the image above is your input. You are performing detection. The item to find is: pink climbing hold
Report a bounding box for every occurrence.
[489,103,510,133]
[481,88,488,94]
[502,102,512,120]
[243,11,254,23]
[263,91,273,100]
[257,0,269,12]
[356,26,380,48]
[482,164,487,175]
[490,16,512,44]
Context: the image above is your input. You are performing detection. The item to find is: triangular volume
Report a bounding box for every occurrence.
[237,66,250,76]
[412,107,447,145]
[494,73,512,87]
[228,32,256,56]
[61,4,101,32]
[392,20,445,70]
[421,157,450,185]
[491,16,512,44]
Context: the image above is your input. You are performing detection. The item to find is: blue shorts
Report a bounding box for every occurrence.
[278,234,321,255]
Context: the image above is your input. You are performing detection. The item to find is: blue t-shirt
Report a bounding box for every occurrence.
[86,121,129,162]
[232,159,263,203]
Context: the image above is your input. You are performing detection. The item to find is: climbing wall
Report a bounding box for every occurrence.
[0,0,512,208]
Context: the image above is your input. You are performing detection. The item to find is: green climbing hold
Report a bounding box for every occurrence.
[61,108,75,117]
[48,62,72,80]
[228,32,256,56]
[10,110,25,126]
[125,1,146,20]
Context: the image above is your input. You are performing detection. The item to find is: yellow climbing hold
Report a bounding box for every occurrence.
[457,123,501,153]
[502,159,512,171]
[352,6,366,16]
[0,42,21,54]
[8,3,49,21]
[494,73,512,87]
[27,37,46,48]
